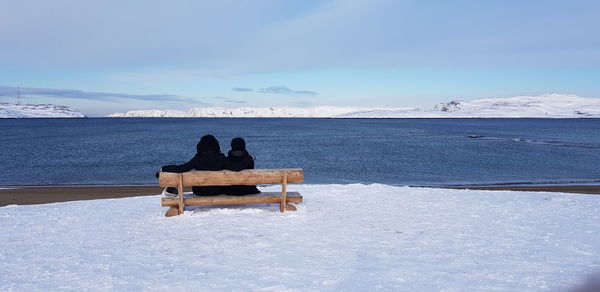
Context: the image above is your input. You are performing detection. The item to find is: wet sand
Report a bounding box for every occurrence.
[446,185,600,195]
[1,185,599,207]
[0,186,189,207]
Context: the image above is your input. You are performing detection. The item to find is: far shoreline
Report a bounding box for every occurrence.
[4,116,600,120]
[1,184,600,207]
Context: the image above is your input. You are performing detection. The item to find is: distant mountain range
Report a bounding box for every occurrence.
[106,106,368,118]
[0,103,86,118]
[2,94,598,118]
[108,94,600,118]
[338,94,600,118]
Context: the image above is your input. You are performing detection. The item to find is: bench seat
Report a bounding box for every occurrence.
[161,191,302,207]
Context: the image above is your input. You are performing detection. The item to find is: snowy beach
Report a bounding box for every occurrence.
[1,184,599,291]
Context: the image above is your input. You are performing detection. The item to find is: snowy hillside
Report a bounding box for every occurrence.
[435,93,600,118]
[339,94,600,118]
[185,106,365,118]
[0,103,86,118]
[107,94,600,118]
[107,106,376,118]
[106,109,186,118]
[1,184,599,291]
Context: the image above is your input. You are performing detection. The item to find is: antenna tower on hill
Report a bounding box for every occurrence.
[17,86,21,105]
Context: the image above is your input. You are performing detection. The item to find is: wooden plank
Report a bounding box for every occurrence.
[159,169,304,187]
[161,192,302,207]
[159,172,181,187]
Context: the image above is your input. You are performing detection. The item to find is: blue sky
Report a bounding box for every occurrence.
[1,0,599,116]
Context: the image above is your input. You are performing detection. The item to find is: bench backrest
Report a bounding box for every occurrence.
[159,168,303,187]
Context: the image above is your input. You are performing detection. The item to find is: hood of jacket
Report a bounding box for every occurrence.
[197,135,221,154]
[227,150,249,161]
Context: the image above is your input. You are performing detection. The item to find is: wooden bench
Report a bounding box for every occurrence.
[159,168,304,217]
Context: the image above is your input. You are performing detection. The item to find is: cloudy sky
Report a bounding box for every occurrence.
[1,0,599,116]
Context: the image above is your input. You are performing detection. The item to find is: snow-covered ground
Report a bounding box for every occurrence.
[0,103,85,118]
[106,94,600,118]
[1,184,599,291]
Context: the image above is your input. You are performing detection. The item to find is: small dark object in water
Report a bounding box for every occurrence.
[468,135,484,139]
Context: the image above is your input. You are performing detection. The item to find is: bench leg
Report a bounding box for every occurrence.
[177,174,184,215]
[165,206,179,217]
[280,172,288,212]
[285,203,297,211]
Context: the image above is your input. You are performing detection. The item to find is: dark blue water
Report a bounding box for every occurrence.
[1,118,600,186]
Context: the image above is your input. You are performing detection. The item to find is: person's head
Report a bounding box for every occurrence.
[230,137,246,151]
[197,135,220,153]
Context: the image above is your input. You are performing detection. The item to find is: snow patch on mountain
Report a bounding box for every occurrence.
[106,94,600,118]
[0,103,86,118]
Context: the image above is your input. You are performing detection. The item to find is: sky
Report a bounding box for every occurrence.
[1,0,599,116]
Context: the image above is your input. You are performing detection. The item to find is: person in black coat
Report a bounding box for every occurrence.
[159,134,225,196]
[224,137,260,196]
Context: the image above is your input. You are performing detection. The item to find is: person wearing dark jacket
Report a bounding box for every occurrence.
[223,137,261,196]
[159,134,225,196]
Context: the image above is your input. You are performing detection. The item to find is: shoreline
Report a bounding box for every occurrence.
[1,184,600,207]
[0,185,166,207]
[445,185,600,195]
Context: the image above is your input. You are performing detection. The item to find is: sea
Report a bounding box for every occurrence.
[1,118,600,187]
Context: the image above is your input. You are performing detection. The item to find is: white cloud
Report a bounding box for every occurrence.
[0,85,209,104]
[258,86,317,96]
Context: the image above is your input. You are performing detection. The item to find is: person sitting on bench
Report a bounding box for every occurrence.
[223,137,261,196]
[158,134,225,196]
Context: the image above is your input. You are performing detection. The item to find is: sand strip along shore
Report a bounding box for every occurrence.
[1,184,599,207]
[446,185,600,195]
[0,186,171,207]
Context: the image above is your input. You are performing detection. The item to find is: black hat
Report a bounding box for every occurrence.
[231,137,246,151]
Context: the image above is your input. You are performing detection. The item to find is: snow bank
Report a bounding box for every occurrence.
[1,184,599,291]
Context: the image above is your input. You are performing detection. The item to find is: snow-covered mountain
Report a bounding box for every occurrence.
[107,106,386,118]
[107,94,600,118]
[0,103,86,118]
[184,106,362,117]
[339,93,600,118]
[106,109,186,118]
